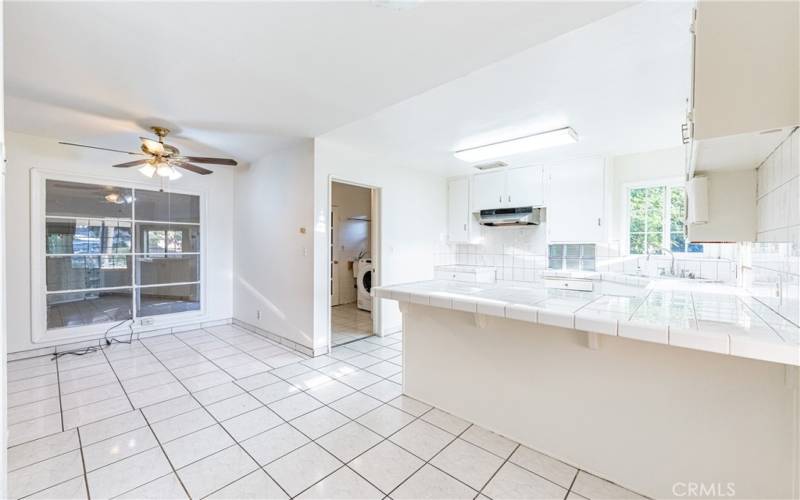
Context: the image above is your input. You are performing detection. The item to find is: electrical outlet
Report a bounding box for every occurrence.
[140,317,155,326]
[256,310,261,320]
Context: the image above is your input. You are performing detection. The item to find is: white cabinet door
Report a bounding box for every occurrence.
[505,166,544,207]
[471,171,506,211]
[547,158,605,242]
[447,177,471,243]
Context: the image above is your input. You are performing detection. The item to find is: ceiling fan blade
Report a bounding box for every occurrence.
[179,156,238,166]
[140,138,165,155]
[174,162,213,175]
[113,159,150,168]
[59,142,144,156]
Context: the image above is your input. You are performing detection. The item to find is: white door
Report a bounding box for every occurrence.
[447,177,471,243]
[547,158,605,242]
[471,171,506,211]
[505,166,544,207]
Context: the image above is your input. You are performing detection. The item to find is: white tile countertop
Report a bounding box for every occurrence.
[373,277,800,366]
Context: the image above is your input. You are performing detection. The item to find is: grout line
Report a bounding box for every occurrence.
[565,468,580,498]
[55,355,65,432]
[76,422,92,500]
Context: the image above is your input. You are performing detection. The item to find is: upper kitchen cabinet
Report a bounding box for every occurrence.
[447,176,479,244]
[688,1,799,174]
[546,158,606,243]
[471,166,544,212]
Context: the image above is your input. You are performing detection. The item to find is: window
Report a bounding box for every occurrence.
[41,179,201,333]
[627,183,702,255]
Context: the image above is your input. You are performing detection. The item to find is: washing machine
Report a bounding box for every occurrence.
[356,258,373,312]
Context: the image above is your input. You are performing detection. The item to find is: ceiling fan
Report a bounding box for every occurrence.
[59,126,238,180]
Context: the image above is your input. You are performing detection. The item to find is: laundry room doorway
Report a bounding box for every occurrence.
[329,180,377,348]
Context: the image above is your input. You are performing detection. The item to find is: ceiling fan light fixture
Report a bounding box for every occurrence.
[105,193,121,204]
[156,163,173,177]
[139,164,157,178]
[168,168,183,180]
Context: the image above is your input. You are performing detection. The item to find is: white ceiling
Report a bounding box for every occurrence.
[321,1,694,176]
[5,1,633,163]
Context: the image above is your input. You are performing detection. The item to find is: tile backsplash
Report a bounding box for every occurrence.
[748,127,800,324]
[436,223,739,283]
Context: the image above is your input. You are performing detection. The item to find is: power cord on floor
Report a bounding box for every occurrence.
[52,315,137,360]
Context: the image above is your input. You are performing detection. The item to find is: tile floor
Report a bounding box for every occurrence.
[331,303,372,347]
[6,324,646,499]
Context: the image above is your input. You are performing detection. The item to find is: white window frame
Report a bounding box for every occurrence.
[622,176,700,256]
[30,169,207,345]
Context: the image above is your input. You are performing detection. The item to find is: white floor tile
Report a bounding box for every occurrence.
[163,425,236,469]
[83,426,159,471]
[206,393,262,421]
[183,370,234,392]
[329,392,383,419]
[62,396,133,429]
[570,471,646,500]
[286,371,334,391]
[8,449,84,499]
[235,372,282,391]
[264,442,342,497]
[392,464,477,500]
[509,445,578,489]
[356,404,415,437]
[116,473,188,499]
[250,381,302,405]
[206,470,288,499]
[193,382,245,406]
[349,440,423,494]
[140,395,200,423]
[483,462,567,500]
[8,429,79,472]
[7,413,62,447]
[151,407,216,443]
[122,370,178,393]
[360,380,402,403]
[296,466,382,500]
[26,476,87,500]
[307,380,356,404]
[78,410,147,446]
[86,447,172,499]
[268,392,323,420]
[129,381,188,408]
[364,361,402,378]
[241,423,310,466]
[389,419,455,461]
[338,370,382,390]
[388,395,431,417]
[177,445,258,499]
[462,424,518,459]
[421,408,470,435]
[221,407,283,442]
[8,383,59,408]
[290,406,350,439]
[8,397,61,425]
[431,439,504,491]
[316,421,383,463]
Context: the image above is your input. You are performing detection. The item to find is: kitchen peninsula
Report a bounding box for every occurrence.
[374,276,800,500]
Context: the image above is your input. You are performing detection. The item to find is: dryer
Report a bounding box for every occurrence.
[356,258,373,312]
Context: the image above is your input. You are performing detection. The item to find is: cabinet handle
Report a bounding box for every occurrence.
[681,123,690,144]
[597,218,601,226]
[463,223,467,231]
[508,195,511,203]
[498,195,502,203]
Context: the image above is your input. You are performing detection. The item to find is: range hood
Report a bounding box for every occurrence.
[477,207,541,226]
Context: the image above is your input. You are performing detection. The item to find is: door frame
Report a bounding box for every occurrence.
[327,177,381,351]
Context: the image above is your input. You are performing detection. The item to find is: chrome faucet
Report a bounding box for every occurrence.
[646,243,676,277]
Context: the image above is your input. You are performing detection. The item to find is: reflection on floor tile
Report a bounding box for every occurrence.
[6,325,645,500]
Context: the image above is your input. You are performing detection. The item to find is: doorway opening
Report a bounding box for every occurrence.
[330,181,375,347]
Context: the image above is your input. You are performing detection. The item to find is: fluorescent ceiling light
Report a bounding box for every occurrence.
[454,127,578,163]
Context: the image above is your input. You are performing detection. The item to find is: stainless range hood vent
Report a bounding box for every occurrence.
[473,161,508,171]
[478,206,541,226]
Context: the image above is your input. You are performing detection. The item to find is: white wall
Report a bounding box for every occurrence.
[233,139,316,349]
[332,182,371,305]
[314,138,447,351]
[4,131,235,354]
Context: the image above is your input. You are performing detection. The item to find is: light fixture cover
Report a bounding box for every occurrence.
[168,168,182,180]
[156,163,173,177]
[454,127,578,163]
[139,164,156,178]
